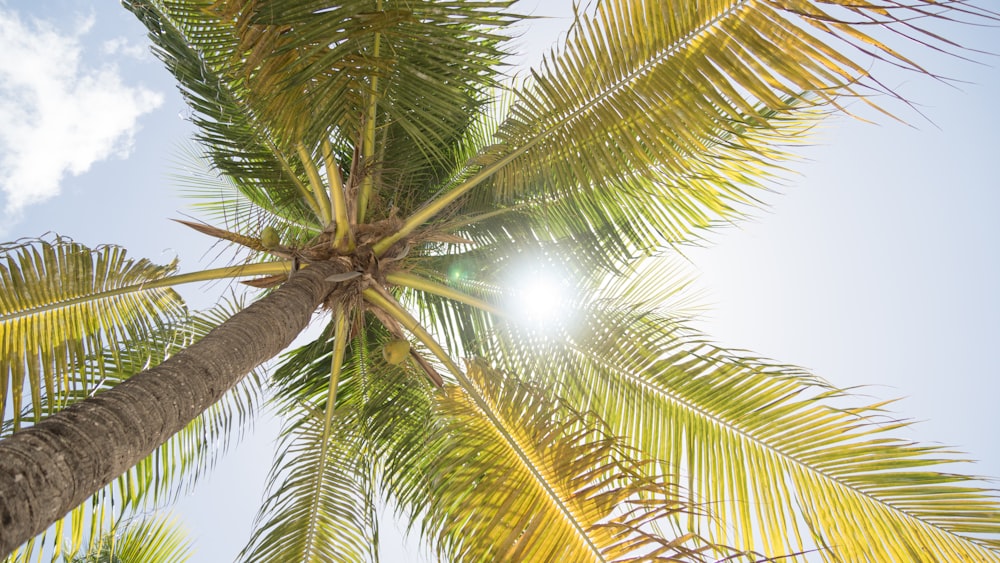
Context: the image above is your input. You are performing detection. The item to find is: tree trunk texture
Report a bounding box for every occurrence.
[0,260,340,556]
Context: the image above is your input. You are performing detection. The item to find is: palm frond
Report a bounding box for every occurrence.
[0,236,186,431]
[171,143,273,234]
[494,304,1000,561]
[384,0,998,257]
[489,102,816,264]
[125,0,320,227]
[242,317,409,563]
[67,514,193,563]
[211,0,517,160]
[492,0,994,200]
[239,406,378,563]
[385,360,752,562]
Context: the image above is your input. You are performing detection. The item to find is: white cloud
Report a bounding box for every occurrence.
[0,9,163,218]
[102,36,150,59]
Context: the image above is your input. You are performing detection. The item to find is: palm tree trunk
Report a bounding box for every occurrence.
[0,260,339,556]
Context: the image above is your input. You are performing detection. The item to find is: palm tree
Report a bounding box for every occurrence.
[2,0,999,561]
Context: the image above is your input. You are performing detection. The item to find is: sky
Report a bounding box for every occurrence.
[1,1,998,561]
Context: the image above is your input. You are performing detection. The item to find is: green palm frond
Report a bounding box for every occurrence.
[68,514,193,563]
[268,322,342,408]
[240,406,378,563]
[385,360,750,562]
[130,0,521,229]
[125,0,319,227]
[381,0,998,255]
[0,236,186,431]
[172,144,319,242]
[211,0,517,157]
[494,304,1000,561]
[268,312,440,466]
[242,319,402,563]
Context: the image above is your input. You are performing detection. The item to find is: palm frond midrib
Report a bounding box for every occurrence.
[461,379,610,562]
[499,0,758,150]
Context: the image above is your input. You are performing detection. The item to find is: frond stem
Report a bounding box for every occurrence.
[386,272,505,317]
[301,304,350,561]
[435,201,533,231]
[0,262,291,324]
[357,2,382,223]
[322,138,356,253]
[274,143,324,222]
[297,143,334,225]
[372,141,522,257]
[325,306,350,419]
[362,285,454,380]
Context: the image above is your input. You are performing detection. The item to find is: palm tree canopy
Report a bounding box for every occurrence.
[2,0,1000,561]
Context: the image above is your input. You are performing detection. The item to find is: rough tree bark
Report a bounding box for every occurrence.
[0,260,340,556]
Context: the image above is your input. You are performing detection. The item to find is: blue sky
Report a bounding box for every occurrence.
[1,1,998,561]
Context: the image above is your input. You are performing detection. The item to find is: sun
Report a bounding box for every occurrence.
[505,264,573,331]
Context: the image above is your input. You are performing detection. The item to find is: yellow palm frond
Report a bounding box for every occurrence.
[384,0,997,254]
[495,306,1000,561]
[492,0,986,200]
[386,360,753,562]
[0,237,186,431]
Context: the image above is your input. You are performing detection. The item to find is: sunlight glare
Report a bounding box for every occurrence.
[507,266,573,331]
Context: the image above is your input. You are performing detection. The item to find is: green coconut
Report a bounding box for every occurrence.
[261,226,280,249]
[382,339,410,365]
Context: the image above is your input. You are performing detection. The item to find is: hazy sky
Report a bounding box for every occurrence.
[2,1,998,561]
